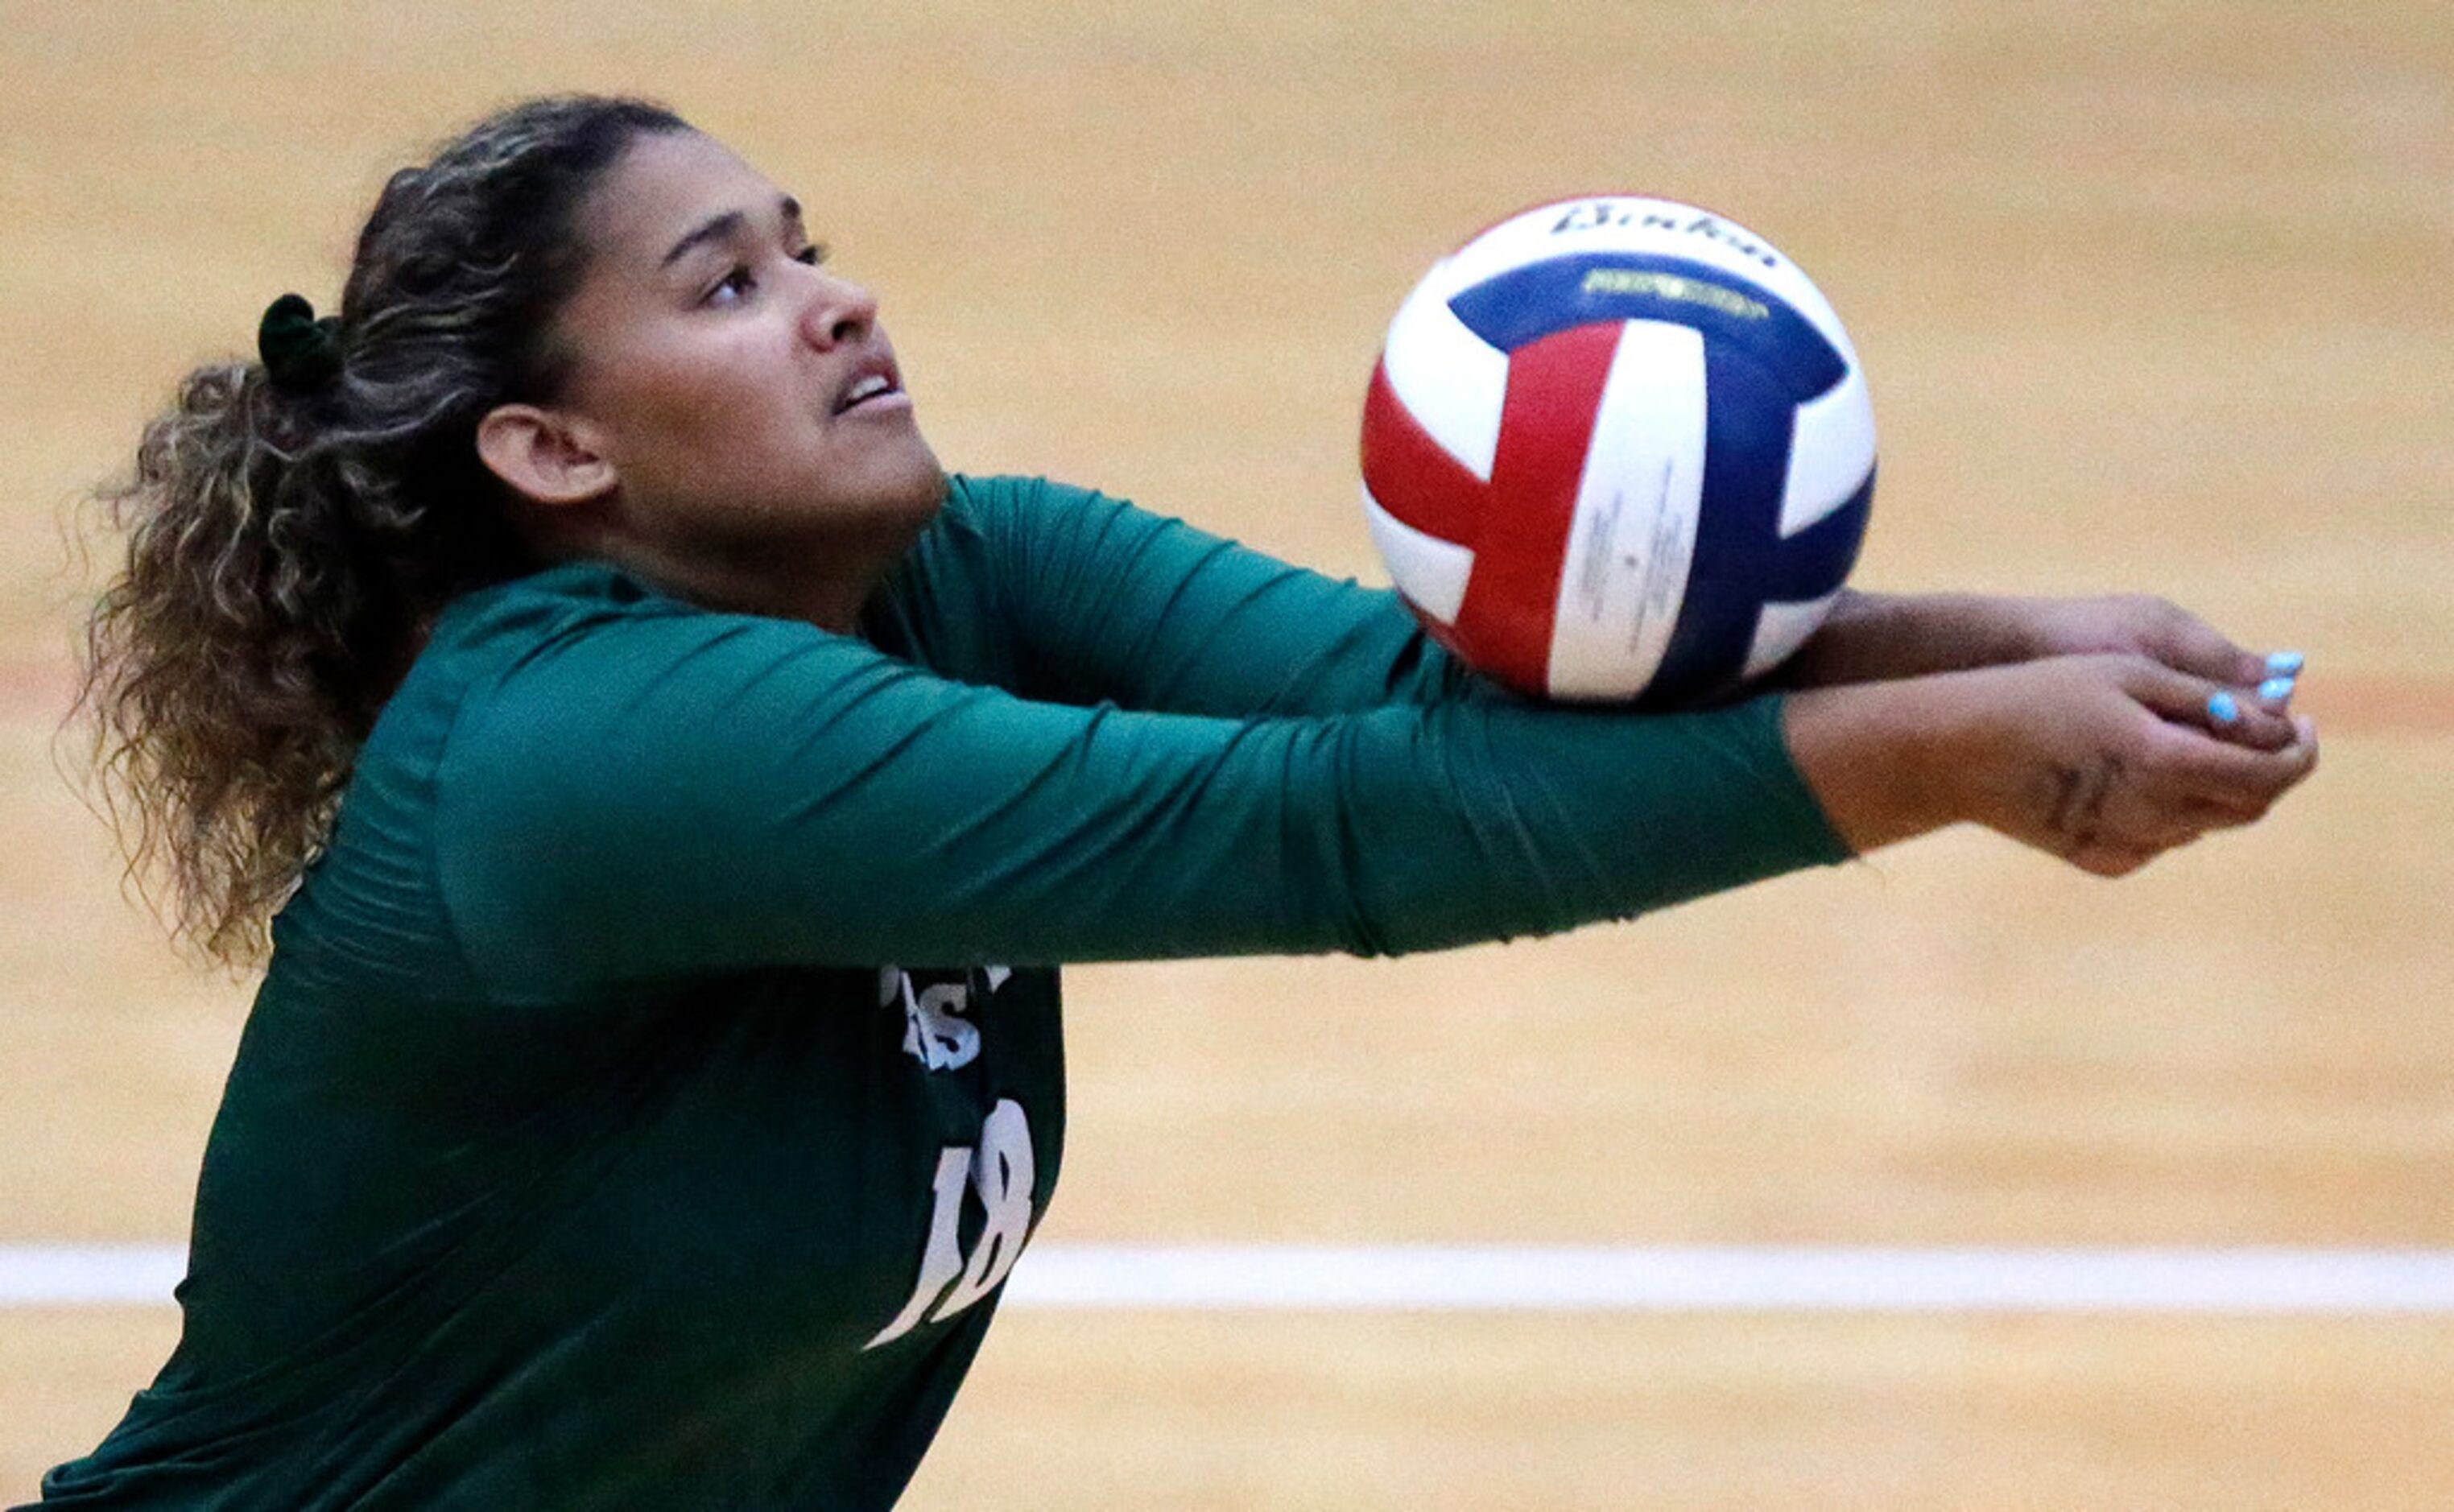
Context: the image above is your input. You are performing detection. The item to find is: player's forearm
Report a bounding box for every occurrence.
[1328,694,1851,954]
[1776,588,2047,686]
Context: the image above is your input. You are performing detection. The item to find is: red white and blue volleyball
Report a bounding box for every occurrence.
[1361,196,1875,704]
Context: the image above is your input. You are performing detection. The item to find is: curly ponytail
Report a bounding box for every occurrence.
[79,94,690,965]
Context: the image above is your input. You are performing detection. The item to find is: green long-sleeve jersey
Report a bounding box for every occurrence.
[31,475,1848,1510]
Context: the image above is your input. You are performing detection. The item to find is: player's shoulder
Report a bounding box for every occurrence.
[372,563,822,765]
[426,558,691,655]
[417,559,828,686]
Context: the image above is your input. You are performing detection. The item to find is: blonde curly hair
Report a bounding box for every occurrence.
[78,94,690,965]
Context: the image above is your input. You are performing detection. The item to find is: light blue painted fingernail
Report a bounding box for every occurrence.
[2258,676,2295,701]
[2266,651,2304,675]
[2208,691,2240,724]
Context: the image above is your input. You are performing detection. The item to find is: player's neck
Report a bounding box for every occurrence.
[582,517,925,633]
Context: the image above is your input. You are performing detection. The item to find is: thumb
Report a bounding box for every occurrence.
[2144,612,2267,686]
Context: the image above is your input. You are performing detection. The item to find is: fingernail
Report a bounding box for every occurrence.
[2258,676,2295,702]
[2207,691,2240,724]
[2266,651,2304,675]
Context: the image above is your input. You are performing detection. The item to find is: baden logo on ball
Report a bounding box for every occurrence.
[1360,196,1875,704]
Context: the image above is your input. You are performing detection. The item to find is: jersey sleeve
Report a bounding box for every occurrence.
[945,475,1485,716]
[432,592,1848,1003]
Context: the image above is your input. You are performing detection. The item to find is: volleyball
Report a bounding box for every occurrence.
[1360,196,1876,704]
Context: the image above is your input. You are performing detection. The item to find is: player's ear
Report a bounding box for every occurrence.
[476,403,616,508]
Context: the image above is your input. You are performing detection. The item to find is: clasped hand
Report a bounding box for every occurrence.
[1780,591,2320,875]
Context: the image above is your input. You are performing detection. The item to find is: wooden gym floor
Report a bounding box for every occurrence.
[2,2,2449,1505]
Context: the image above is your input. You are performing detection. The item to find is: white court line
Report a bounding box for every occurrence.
[1,1246,188,1306]
[10,1244,2454,1312]
[1011,1246,2454,1312]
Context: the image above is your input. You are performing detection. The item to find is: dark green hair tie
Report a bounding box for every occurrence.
[257,292,345,395]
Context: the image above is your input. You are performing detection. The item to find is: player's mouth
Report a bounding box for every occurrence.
[832,357,907,415]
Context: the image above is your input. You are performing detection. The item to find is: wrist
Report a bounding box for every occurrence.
[1778,676,1969,854]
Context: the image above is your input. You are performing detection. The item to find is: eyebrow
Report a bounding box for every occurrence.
[661,195,804,269]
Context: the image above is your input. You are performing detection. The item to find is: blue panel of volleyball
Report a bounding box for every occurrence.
[1360,198,1876,704]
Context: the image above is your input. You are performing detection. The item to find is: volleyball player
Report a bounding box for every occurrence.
[27,95,2314,1509]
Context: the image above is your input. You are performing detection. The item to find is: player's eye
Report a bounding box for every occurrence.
[703,263,757,307]
[703,244,825,306]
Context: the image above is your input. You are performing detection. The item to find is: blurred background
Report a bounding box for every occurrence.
[3,1,2449,1504]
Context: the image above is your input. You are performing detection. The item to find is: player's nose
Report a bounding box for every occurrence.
[799,271,878,350]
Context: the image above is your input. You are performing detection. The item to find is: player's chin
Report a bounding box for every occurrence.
[835,436,948,523]
[888,430,947,498]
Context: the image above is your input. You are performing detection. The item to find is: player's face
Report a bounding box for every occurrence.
[547,129,944,563]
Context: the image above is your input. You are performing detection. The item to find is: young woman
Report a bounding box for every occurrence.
[35,94,2315,1509]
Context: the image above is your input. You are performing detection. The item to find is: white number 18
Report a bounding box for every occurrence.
[866,1098,1037,1349]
